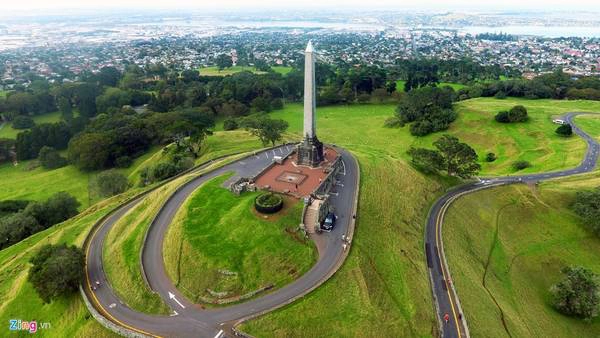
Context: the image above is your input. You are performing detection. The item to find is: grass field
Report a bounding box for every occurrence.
[199,66,292,77]
[0,111,62,139]
[575,115,600,141]
[443,174,600,337]
[0,190,146,338]
[396,80,467,91]
[163,175,316,305]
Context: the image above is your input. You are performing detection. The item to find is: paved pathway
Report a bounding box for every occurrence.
[83,144,359,337]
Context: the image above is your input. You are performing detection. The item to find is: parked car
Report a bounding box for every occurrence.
[322,212,336,232]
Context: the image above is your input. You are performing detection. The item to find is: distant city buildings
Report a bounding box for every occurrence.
[0,12,599,88]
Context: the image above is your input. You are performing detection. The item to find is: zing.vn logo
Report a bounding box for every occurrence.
[9,319,50,334]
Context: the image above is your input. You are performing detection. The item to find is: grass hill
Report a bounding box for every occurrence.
[2,97,600,337]
[163,174,317,306]
[443,172,600,337]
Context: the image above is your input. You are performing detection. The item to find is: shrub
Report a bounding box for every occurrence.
[485,152,497,162]
[556,124,573,137]
[223,118,239,131]
[357,93,371,103]
[254,193,283,214]
[38,146,68,169]
[94,170,129,197]
[383,116,403,128]
[550,266,600,319]
[24,191,80,228]
[512,160,531,171]
[271,98,284,110]
[0,200,31,217]
[11,116,35,129]
[494,91,507,99]
[508,105,528,122]
[28,244,84,303]
[115,156,133,168]
[495,110,510,123]
[410,120,434,136]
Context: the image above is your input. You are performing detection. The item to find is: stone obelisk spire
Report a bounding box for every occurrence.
[297,41,324,167]
[303,40,316,139]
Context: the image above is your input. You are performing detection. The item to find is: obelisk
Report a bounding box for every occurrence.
[297,41,324,167]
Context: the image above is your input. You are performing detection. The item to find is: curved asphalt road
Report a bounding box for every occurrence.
[425,112,600,338]
[84,144,359,337]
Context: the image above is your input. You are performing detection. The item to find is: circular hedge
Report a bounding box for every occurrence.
[255,193,283,214]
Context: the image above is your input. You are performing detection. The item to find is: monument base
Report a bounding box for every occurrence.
[297,136,324,167]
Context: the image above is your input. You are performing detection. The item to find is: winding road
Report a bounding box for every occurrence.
[426,112,600,338]
[83,144,359,338]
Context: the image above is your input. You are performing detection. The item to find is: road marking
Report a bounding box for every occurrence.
[330,192,339,196]
[170,311,179,317]
[168,292,186,309]
[214,329,224,338]
[340,159,346,175]
[272,150,276,156]
[265,152,269,159]
[336,182,344,187]
[109,303,116,309]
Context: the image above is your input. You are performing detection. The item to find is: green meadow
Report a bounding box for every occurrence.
[396,80,467,91]
[0,111,63,139]
[199,66,292,77]
[163,175,316,305]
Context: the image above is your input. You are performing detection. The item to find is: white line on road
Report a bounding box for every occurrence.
[170,311,179,317]
[272,150,276,156]
[341,160,346,175]
[168,292,186,309]
[265,152,269,159]
[214,329,224,338]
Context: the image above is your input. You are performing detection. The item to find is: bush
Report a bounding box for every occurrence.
[140,156,195,185]
[383,116,403,128]
[254,193,283,214]
[271,98,284,110]
[357,93,371,103]
[485,152,497,162]
[38,146,68,169]
[11,116,35,129]
[550,266,600,319]
[508,105,528,122]
[223,118,239,131]
[495,110,510,123]
[494,91,507,99]
[28,244,84,303]
[410,120,434,136]
[94,170,129,197]
[495,105,528,123]
[512,160,531,171]
[0,200,31,217]
[556,124,573,137]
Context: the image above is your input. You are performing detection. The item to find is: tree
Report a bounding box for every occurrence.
[93,170,129,197]
[433,135,481,178]
[11,116,35,129]
[572,187,600,235]
[247,117,289,147]
[24,192,80,228]
[57,96,73,122]
[251,96,272,113]
[38,146,67,169]
[551,266,600,319]
[68,132,111,170]
[407,147,445,174]
[28,244,84,303]
[215,54,233,71]
[0,138,15,164]
[0,213,42,250]
[556,124,573,137]
[98,66,121,87]
[485,152,497,162]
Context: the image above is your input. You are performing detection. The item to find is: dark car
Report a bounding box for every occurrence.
[321,212,336,232]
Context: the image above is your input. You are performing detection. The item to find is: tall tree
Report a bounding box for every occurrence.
[433,135,481,178]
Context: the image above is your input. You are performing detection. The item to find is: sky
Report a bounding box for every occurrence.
[3,0,600,12]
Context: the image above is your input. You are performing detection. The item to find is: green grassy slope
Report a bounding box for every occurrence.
[0,191,145,337]
[163,175,316,305]
[444,177,600,338]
